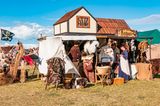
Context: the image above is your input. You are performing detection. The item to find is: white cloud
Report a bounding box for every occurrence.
[1,22,53,39]
[127,14,160,25]
[127,14,160,31]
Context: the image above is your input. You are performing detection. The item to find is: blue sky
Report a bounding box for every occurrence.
[0,0,160,46]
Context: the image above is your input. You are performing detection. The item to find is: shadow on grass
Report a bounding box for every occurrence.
[86,83,95,88]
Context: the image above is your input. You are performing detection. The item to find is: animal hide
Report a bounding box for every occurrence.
[46,57,65,89]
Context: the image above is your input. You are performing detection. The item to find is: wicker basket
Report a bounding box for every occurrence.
[96,66,111,75]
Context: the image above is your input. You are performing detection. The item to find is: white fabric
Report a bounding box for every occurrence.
[120,56,130,75]
[131,39,136,51]
[146,44,160,60]
[81,54,94,60]
[99,46,114,65]
[56,35,97,41]
[84,41,99,54]
[130,64,137,79]
[39,37,62,75]
[38,37,80,76]
[104,48,114,61]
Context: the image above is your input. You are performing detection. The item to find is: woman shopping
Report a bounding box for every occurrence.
[118,46,130,81]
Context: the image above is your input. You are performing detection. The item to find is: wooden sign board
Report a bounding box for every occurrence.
[118,29,136,37]
[76,16,90,28]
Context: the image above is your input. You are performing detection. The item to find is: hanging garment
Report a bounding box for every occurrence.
[69,45,81,62]
[82,55,95,83]
[46,57,65,84]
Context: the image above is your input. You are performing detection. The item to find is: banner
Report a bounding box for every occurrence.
[0,29,15,41]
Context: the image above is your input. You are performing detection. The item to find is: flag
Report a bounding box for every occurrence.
[0,29,15,41]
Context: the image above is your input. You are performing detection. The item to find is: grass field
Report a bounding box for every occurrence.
[1,79,160,106]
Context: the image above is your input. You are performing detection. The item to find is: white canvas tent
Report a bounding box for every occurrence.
[38,35,97,76]
[38,36,81,76]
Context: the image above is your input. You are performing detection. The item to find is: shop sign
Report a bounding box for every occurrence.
[118,29,136,37]
[76,16,90,28]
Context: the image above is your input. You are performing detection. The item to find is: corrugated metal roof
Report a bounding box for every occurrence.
[96,18,131,35]
[54,7,83,25]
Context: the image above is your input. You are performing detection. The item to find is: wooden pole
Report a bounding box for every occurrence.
[95,50,98,83]
[20,60,26,83]
[149,39,152,61]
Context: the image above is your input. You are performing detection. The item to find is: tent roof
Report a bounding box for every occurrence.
[137,29,160,44]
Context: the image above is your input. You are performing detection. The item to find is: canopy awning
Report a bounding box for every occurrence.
[96,35,136,39]
[55,35,97,41]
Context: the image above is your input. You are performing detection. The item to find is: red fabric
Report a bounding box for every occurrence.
[84,60,93,72]
[83,59,95,83]
[22,55,34,65]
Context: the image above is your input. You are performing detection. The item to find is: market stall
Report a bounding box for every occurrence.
[51,6,155,87]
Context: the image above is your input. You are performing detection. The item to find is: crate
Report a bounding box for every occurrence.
[113,77,124,85]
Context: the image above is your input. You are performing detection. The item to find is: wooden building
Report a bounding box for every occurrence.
[53,6,137,40]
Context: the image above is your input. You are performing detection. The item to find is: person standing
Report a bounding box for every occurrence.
[68,41,81,69]
[111,43,120,78]
[118,46,130,81]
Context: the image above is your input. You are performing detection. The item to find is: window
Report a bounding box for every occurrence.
[76,16,90,28]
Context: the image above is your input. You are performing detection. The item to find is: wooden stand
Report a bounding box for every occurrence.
[95,66,111,86]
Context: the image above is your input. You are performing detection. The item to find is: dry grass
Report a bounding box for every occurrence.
[1,79,160,106]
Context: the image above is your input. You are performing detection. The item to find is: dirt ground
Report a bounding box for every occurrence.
[1,79,160,106]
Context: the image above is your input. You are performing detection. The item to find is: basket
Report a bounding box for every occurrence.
[96,66,111,75]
